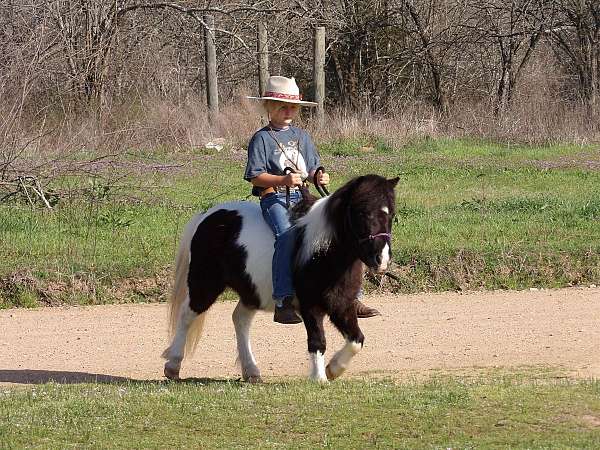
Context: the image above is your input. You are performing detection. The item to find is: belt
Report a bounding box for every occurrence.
[260,186,299,198]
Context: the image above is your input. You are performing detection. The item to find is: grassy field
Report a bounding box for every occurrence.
[1,372,599,449]
[1,138,599,448]
[1,137,599,307]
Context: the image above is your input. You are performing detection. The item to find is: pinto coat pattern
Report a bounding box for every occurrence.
[162,174,399,382]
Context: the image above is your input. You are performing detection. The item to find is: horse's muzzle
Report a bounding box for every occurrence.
[375,243,391,273]
[364,251,389,274]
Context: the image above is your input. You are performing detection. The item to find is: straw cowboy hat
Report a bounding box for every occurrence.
[247,76,317,107]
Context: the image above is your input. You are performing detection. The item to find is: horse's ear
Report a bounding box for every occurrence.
[387,177,400,189]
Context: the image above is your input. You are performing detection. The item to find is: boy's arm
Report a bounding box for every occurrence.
[251,172,303,188]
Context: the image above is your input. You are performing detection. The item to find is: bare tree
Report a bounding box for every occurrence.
[400,0,453,113]
[0,0,598,131]
[36,1,282,109]
[465,0,558,115]
[549,0,600,110]
[323,1,395,110]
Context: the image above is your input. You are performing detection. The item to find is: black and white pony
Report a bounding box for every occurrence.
[162,174,398,382]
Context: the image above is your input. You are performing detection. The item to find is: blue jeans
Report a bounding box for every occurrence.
[260,191,302,304]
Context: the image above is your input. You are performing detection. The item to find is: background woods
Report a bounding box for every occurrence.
[1,1,599,114]
[0,0,598,178]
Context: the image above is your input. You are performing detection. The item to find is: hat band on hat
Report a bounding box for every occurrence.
[264,91,303,100]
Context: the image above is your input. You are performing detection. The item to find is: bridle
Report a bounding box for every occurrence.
[313,169,397,279]
[345,206,392,247]
[283,165,330,209]
[357,232,392,244]
[284,166,392,245]
[312,167,392,246]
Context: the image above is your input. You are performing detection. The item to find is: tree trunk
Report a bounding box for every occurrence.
[403,0,448,114]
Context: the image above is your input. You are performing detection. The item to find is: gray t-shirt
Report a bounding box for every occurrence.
[244,125,321,196]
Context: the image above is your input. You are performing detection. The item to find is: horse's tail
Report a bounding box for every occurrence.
[164,213,207,359]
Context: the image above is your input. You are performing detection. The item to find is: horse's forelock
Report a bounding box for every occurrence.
[354,175,396,204]
[328,175,395,226]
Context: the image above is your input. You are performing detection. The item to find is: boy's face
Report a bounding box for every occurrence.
[268,102,300,128]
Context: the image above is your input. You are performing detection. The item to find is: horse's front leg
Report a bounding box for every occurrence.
[327,306,365,380]
[301,308,328,383]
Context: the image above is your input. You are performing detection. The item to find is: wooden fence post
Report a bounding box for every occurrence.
[313,27,325,126]
[204,15,219,121]
[257,22,269,96]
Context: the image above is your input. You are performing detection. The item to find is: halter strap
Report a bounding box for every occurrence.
[358,232,392,243]
[345,206,392,245]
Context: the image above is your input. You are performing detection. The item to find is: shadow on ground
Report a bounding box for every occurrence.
[0,370,241,385]
[0,369,135,384]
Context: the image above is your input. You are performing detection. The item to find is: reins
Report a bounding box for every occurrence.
[283,165,330,209]
[312,166,330,197]
[285,169,398,284]
[283,167,294,209]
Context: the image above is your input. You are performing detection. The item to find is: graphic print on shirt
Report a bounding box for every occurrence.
[276,140,308,179]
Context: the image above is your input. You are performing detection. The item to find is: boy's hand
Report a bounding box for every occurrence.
[283,172,303,187]
[316,172,330,185]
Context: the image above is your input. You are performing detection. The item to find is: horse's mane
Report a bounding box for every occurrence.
[289,186,318,223]
[293,175,395,266]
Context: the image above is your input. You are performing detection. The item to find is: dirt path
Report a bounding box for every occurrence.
[1,287,599,385]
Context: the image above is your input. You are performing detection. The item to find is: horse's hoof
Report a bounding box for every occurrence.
[326,363,347,381]
[164,365,180,380]
[245,375,263,384]
[309,374,329,384]
[325,365,337,381]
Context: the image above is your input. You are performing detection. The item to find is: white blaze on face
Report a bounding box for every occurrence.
[378,243,390,273]
[377,205,391,272]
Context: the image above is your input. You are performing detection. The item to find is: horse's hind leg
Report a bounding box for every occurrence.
[232,302,261,383]
[163,271,225,380]
[327,308,365,381]
[163,295,199,380]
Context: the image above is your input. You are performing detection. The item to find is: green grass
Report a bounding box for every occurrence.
[1,374,599,449]
[1,138,599,307]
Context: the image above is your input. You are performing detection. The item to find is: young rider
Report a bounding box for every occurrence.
[244,75,379,324]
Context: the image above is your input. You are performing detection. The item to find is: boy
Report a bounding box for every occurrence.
[245,76,379,323]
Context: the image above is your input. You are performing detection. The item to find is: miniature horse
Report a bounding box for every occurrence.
[162,174,398,382]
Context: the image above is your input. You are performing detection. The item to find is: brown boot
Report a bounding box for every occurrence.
[274,297,302,324]
[355,299,380,318]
